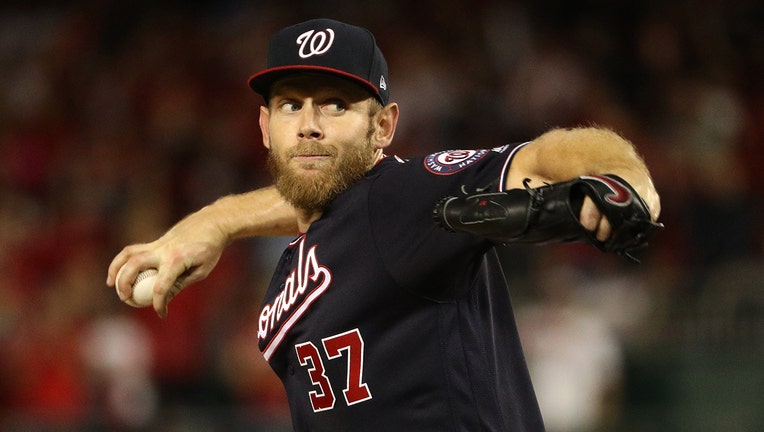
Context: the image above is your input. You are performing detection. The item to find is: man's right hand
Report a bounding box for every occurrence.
[107,208,229,318]
[107,187,298,317]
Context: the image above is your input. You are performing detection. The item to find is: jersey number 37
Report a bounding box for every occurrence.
[295,328,373,412]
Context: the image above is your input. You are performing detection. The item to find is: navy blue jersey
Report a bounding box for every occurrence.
[257,144,545,431]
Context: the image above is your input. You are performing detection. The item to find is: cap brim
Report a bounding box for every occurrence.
[248,66,382,103]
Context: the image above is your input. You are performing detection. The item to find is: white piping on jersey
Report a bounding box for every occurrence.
[498,141,531,192]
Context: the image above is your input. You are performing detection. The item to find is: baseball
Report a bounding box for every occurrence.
[116,267,158,308]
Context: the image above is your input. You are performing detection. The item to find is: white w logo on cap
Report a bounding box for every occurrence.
[296,29,335,59]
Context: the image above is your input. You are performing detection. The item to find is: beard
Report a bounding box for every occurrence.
[267,137,376,211]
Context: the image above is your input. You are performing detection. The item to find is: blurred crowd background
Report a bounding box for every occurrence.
[1,1,762,431]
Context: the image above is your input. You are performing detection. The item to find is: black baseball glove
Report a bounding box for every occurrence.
[433,175,663,263]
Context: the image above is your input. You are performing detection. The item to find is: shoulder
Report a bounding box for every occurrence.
[373,145,521,177]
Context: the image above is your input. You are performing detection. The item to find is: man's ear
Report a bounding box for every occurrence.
[259,105,271,149]
[372,102,399,150]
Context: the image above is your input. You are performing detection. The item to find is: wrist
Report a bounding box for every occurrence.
[206,195,242,245]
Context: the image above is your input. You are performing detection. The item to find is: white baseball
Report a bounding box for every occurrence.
[116,267,158,308]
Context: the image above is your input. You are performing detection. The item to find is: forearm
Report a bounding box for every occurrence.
[510,127,645,181]
[108,185,298,317]
[202,186,298,242]
[507,127,660,219]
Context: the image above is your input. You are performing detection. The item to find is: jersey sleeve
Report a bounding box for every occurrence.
[367,143,527,299]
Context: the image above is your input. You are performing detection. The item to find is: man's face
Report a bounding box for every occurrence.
[260,75,380,211]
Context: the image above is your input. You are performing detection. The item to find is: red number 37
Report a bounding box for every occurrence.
[294,328,372,412]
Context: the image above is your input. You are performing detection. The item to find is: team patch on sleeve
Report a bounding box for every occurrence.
[424,149,489,175]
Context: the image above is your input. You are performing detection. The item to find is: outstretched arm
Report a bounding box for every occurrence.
[107,186,297,317]
[506,127,661,240]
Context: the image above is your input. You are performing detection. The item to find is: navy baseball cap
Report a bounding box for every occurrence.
[248,18,389,105]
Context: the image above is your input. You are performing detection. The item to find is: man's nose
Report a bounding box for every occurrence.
[298,106,323,139]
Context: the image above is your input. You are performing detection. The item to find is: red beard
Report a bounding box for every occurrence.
[267,139,376,211]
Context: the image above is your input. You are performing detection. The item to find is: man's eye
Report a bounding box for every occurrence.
[322,101,346,112]
[280,102,300,112]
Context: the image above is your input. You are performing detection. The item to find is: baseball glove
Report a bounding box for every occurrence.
[433,175,663,263]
